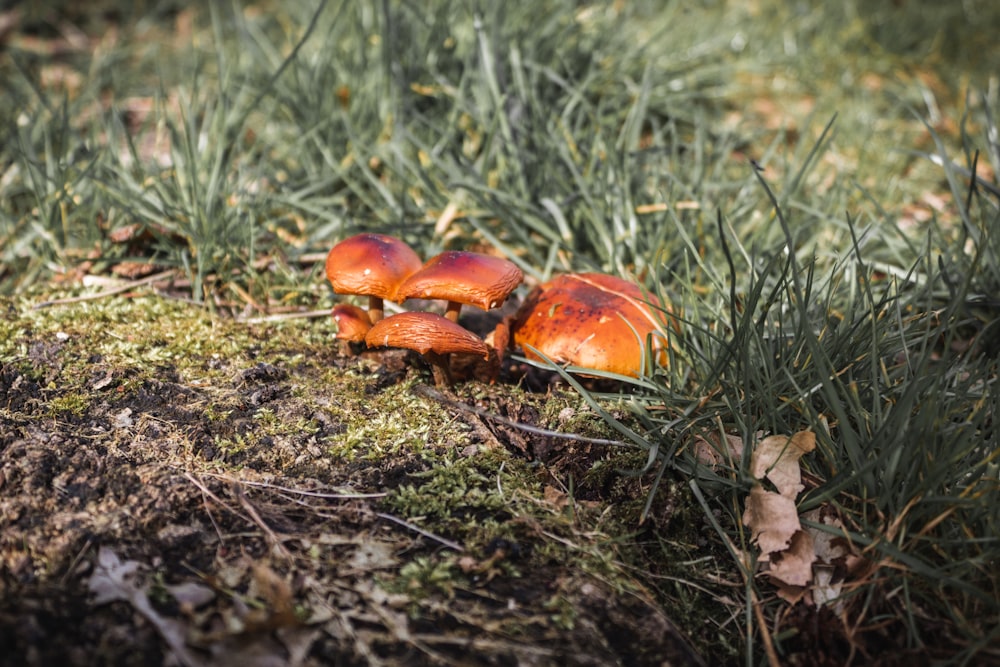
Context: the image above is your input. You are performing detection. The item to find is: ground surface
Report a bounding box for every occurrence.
[0,294,721,666]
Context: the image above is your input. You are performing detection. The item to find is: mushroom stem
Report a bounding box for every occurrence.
[443,301,462,323]
[424,351,454,388]
[490,319,511,362]
[367,296,385,324]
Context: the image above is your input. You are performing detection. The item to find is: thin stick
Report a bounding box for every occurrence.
[195,471,388,499]
[414,385,629,448]
[33,269,179,308]
[182,472,290,559]
[182,472,254,525]
[239,309,331,324]
[750,585,781,667]
[60,537,93,586]
[232,483,292,561]
[374,512,464,552]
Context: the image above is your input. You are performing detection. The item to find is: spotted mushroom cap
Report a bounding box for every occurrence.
[397,251,523,311]
[325,233,423,302]
[332,303,373,342]
[511,273,671,377]
[365,311,490,359]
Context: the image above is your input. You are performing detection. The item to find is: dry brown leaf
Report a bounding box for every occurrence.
[166,581,216,613]
[543,484,570,511]
[766,529,816,587]
[692,432,744,467]
[802,508,849,564]
[749,431,816,497]
[347,540,398,571]
[771,579,809,605]
[743,486,801,555]
[692,435,720,466]
[88,547,203,667]
[812,566,842,611]
[250,562,298,628]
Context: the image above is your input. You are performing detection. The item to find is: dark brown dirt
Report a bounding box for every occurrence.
[0,314,710,667]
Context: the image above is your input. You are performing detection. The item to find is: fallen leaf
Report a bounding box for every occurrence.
[802,508,848,563]
[692,432,744,468]
[800,508,856,611]
[250,562,298,628]
[166,581,216,612]
[743,486,801,555]
[88,546,203,667]
[771,579,808,605]
[765,529,816,587]
[347,540,398,571]
[543,484,570,511]
[812,566,842,612]
[749,431,816,497]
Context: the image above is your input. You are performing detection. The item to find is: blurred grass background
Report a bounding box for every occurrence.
[3,0,996,300]
[2,0,998,664]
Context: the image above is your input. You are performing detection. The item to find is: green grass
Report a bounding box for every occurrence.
[2,0,999,663]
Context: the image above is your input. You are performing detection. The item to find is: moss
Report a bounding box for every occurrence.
[383,449,533,529]
[0,292,730,662]
[45,392,91,418]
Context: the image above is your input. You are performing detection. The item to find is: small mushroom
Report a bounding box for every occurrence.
[510,273,674,377]
[325,233,423,324]
[365,311,490,387]
[397,251,523,323]
[332,303,372,355]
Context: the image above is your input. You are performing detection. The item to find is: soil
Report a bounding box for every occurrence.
[0,295,714,667]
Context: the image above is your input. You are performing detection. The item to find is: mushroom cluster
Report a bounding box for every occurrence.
[325,233,523,386]
[326,234,677,384]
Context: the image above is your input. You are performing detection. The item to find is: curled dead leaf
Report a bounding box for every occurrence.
[743,486,801,555]
[765,529,816,588]
[692,431,745,468]
[749,430,816,498]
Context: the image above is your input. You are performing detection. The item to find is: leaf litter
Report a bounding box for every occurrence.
[741,431,861,608]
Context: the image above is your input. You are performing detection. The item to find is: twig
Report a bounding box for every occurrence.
[195,471,388,499]
[374,512,464,552]
[414,385,630,448]
[182,472,290,559]
[32,269,179,308]
[60,537,93,587]
[182,472,254,526]
[238,308,331,324]
[238,300,410,324]
[411,634,557,657]
[232,483,292,561]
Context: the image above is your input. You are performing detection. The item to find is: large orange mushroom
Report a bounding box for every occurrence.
[365,311,490,386]
[510,273,673,377]
[397,251,523,323]
[325,233,423,324]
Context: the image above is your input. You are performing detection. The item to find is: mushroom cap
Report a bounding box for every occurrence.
[332,303,373,342]
[397,251,523,311]
[365,311,490,359]
[325,233,423,301]
[511,273,671,377]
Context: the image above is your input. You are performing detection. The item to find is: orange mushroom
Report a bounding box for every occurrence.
[325,233,423,324]
[397,251,523,323]
[510,273,673,377]
[332,303,372,355]
[365,311,490,386]
[332,303,372,341]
